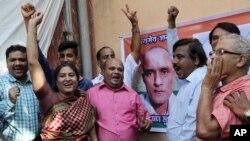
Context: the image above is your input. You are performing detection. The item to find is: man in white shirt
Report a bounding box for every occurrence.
[92,46,115,85]
[168,38,207,141]
[166,6,208,141]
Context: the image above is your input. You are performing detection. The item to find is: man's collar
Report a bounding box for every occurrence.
[98,82,129,92]
[185,66,207,82]
[219,75,250,92]
[7,73,31,84]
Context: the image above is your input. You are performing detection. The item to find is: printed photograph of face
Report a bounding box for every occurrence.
[142,47,175,115]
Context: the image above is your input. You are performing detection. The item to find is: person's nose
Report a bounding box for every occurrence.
[63,57,68,62]
[114,68,120,74]
[154,72,162,87]
[212,40,218,50]
[62,57,71,64]
[14,60,21,66]
[65,75,71,81]
[172,57,178,65]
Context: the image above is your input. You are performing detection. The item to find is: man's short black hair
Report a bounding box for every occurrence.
[209,22,240,43]
[96,46,112,61]
[6,44,26,59]
[58,40,78,56]
[173,38,207,67]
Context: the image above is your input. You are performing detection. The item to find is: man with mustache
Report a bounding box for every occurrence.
[165,6,208,141]
[167,38,207,141]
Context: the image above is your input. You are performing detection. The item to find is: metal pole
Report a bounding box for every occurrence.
[76,0,92,78]
[64,0,73,41]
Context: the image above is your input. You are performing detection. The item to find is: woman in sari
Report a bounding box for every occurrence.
[26,10,97,141]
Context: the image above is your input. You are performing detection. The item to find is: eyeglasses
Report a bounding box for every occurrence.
[209,48,242,57]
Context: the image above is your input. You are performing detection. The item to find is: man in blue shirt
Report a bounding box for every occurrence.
[0,45,40,141]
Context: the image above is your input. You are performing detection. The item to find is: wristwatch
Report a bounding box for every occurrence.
[244,109,250,122]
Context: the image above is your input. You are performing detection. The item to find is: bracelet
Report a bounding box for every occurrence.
[132,28,140,33]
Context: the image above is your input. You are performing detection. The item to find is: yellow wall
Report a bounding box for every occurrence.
[90,1,250,140]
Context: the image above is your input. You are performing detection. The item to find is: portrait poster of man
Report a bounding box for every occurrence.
[121,29,175,132]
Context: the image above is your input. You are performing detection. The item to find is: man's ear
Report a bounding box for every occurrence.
[97,60,101,68]
[76,56,80,64]
[57,53,61,61]
[100,65,105,75]
[237,55,247,68]
[194,54,200,66]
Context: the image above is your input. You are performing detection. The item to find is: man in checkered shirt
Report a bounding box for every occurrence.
[0,45,40,141]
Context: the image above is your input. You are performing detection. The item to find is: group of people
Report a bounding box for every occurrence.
[0,3,151,141]
[0,2,250,141]
[166,6,250,141]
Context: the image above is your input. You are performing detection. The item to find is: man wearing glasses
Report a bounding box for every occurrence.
[208,48,242,57]
[197,34,250,141]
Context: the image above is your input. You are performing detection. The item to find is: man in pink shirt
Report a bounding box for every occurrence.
[196,34,250,141]
[87,58,152,141]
